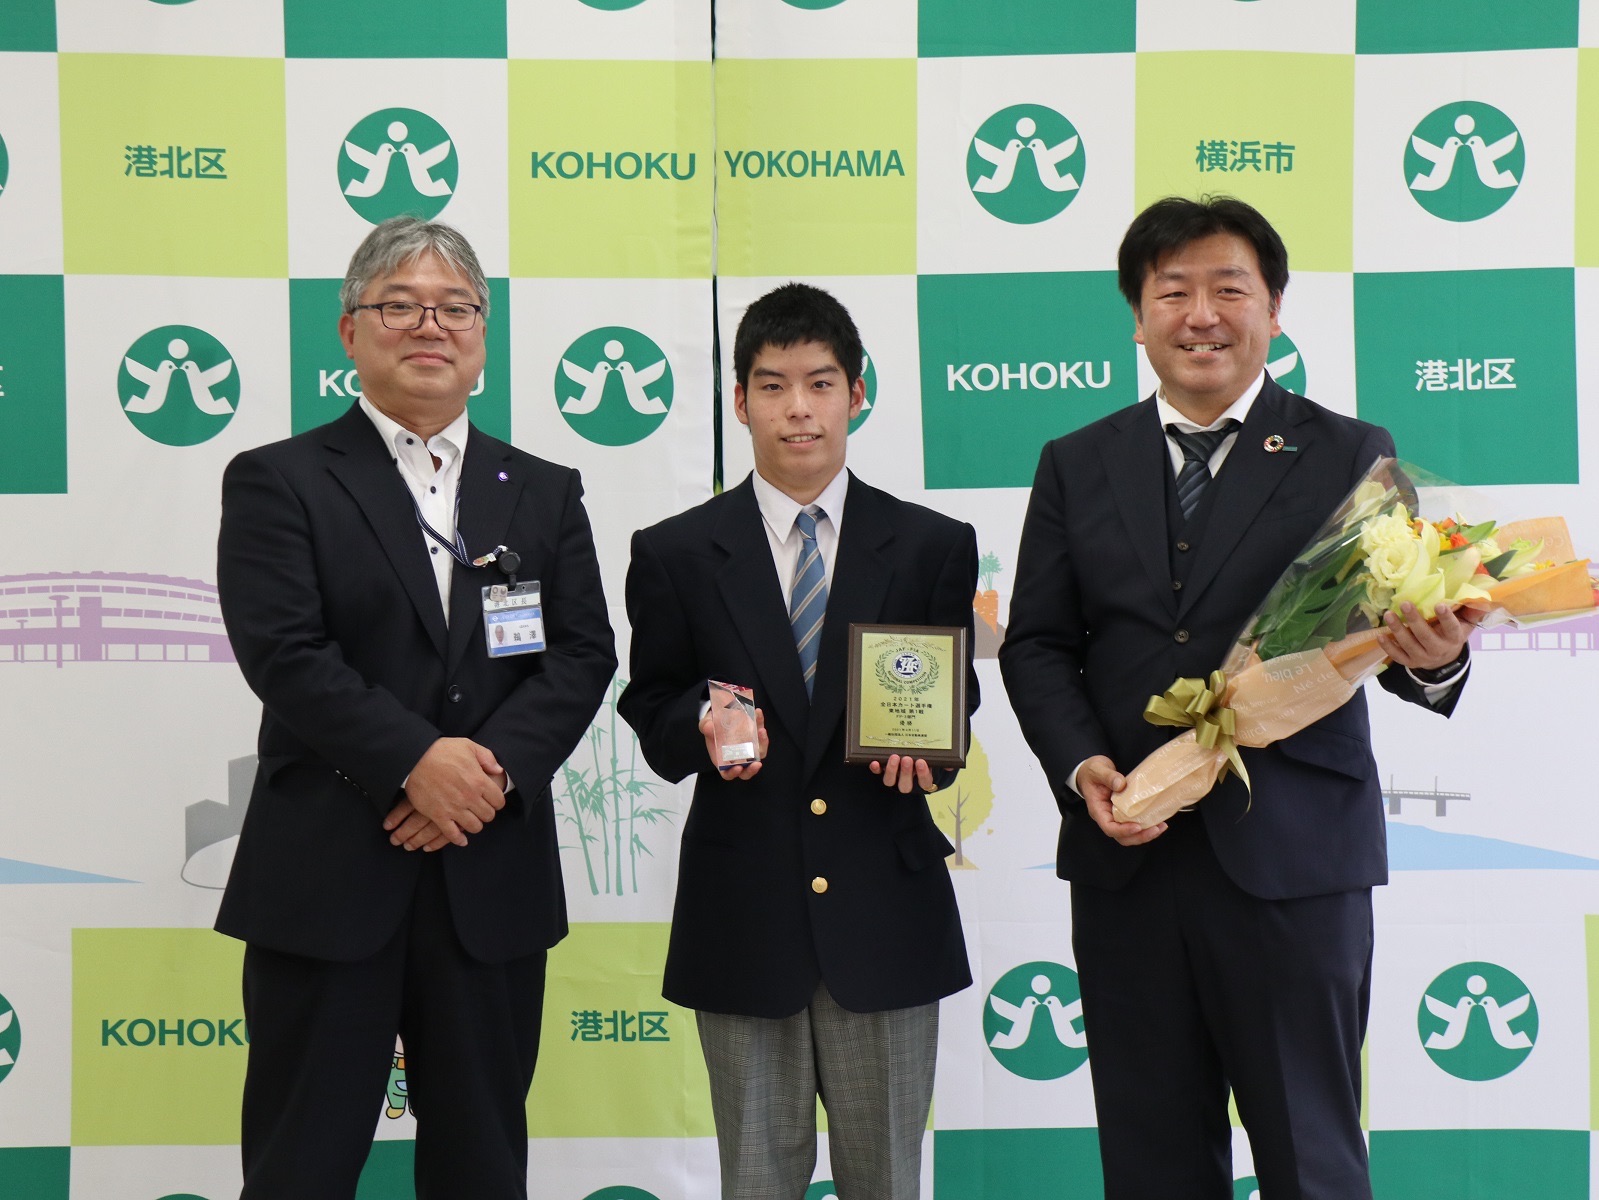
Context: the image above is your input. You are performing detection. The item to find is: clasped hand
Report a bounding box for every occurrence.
[383,737,506,852]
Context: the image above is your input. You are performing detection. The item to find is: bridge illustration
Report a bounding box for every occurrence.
[1383,777,1470,818]
[0,571,233,667]
[1473,611,1599,656]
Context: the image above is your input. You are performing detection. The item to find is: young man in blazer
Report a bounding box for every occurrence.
[215,217,616,1199]
[619,283,978,1199]
[999,197,1475,1200]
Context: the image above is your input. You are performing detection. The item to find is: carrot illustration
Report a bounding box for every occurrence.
[973,552,1003,634]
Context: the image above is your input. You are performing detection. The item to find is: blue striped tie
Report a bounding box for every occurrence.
[790,507,828,698]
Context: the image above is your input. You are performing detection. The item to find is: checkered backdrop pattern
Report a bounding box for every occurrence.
[3,2,1599,1197]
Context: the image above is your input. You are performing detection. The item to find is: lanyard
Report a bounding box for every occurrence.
[402,470,509,572]
[409,485,473,568]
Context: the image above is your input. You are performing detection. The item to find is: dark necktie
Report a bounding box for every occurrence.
[790,507,828,697]
[1166,420,1241,520]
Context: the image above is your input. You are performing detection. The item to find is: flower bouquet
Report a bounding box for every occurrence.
[1112,458,1597,828]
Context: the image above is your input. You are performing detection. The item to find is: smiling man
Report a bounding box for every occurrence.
[619,283,978,1199]
[215,217,616,1199]
[999,197,1474,1200]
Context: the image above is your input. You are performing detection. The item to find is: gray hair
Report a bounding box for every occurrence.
[339,216,491,319]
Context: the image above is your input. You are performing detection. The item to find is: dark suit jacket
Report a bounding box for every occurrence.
[215,404,616,964]
[618,472,978,1018]
[999,379,1465,901]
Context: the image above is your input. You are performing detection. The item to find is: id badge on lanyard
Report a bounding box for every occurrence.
[483,581,546,657]
[406,482,544,659]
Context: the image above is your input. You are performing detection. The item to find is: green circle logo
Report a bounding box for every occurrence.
[0,130,10,199]
[581,1189,660,1200]
[804,1184,838,1200]
[0,992,20,1086]
[1267,331,1306,397]
[578,0,647,7]
[555,326,674,446]
[783,0,848,7]
[118,325,241,446]
[1418,961,1538,1081]
[339,108,458,224]
[847,348,877,435]
[1234,1178,1260,1200]
[1404,101,1523,223]
[983,961,1088,1080]
[967,104,1086,225]
[155,1195,211,1199]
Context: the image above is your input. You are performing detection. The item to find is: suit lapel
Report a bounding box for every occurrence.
[1102,400,1179,618]
[444,429,522,675]
[714,482,811,745]
[324,406,448,660]
[1178,378,1312,619]
[802,474,894,782]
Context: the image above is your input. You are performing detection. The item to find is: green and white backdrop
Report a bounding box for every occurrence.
[3,1,1599,1197]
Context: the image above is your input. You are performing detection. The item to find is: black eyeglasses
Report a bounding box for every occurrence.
[352,301,483,331]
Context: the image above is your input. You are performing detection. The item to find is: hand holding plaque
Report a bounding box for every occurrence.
[845,624,968,768]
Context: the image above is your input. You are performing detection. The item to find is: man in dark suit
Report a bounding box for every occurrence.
[215,217,616,1200]
[618,283,977,1199]
[998,197,1474,1200]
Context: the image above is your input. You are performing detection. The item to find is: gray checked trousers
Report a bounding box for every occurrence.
[696,982,939,1200]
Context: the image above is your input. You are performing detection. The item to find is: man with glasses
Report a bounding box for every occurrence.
[215,216,616,1199]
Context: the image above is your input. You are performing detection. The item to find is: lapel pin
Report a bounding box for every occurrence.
[497,470,509,482]
[1263,434,1298,454]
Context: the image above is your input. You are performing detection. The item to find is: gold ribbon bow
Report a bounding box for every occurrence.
[1142,670,1252,794]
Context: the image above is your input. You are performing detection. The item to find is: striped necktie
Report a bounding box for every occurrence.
[790,507,828,698]
[1166,419,1241,520]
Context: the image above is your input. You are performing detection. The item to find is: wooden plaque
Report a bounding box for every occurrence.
[844,623,968,768]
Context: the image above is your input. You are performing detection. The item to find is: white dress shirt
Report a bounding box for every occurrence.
[360,399,516,794]
[696,467,851,723]
[1154,371,1264,478]
[360,397,468,625]
[750,466,851,607]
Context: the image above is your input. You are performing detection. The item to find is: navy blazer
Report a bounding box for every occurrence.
[999,379,1465,900]
[215,404,617,964]
[619,473,978,1017]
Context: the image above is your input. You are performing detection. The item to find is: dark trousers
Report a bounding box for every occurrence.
[1071,815,1373,1200]
[238,857,547,1200]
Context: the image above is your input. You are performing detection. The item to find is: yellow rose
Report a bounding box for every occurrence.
[1360,507,1420,589]
[1360,576,1394,626]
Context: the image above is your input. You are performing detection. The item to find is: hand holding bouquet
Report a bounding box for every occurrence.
[1112,459,1596,828]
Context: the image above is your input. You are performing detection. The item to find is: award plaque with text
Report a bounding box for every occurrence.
[845,623,968,768]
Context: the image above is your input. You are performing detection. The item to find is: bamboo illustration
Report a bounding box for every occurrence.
[554,676,675,895]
